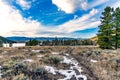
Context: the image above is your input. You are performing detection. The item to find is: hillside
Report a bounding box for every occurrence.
[0,36,15,43]
[90,36,98,42]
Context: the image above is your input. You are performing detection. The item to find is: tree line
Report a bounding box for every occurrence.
[97,7,120,49]
[26,38,96,46]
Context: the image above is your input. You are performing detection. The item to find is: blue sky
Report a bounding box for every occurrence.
[0,0,120,38]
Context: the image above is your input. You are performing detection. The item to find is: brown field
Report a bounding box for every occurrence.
[0,46,120,80]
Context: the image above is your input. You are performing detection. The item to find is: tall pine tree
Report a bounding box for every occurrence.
[113,7,120,49]
[97,6,113,49]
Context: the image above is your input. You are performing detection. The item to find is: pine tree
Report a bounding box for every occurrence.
[97,6,113,49]
[54,37,58,45]
[113,7,120,49]
[26,39,38,46]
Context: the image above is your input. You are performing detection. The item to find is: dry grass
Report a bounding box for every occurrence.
[0,46,120,80]
[71,48,120,80]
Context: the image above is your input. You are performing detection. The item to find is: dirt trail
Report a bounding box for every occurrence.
[71,54,99,80]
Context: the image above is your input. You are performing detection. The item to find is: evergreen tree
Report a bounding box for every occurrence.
[26,39,39,46]
[42,40,53,46]
[97,6,113,49]
[54,37,58,45]
[113,7,120,49]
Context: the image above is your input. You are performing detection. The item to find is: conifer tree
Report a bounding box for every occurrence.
[113,7,120,49]
[97,6,113,49]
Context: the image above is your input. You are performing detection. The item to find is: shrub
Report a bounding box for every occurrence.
[13,63,27,75]
[33,67,46,75]
[11,56,24,61]
[29,52,37,56]
[15,76,29,80]
[3,60,14,68]
[48,56,63,64]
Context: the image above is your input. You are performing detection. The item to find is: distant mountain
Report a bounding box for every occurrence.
[7,37,31,42]
[6,36,80,42]
[0,36,15,43]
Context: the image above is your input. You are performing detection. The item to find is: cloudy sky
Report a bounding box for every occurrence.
[0,0,120,38]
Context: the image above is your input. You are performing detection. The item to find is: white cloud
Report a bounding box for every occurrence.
[37,10,100,37]
[0,0,100,38]
[39,9,100,37]
[81,1,87,10]
[112,0,120,8]
[88,0,109,10]
[16,0,31,10]
[52,0,110,14]
[52,0,87,14]
[55,8,100,33]
[0,0,42,37]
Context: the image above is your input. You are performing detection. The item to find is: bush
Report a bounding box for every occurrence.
[29,52,37,56]
[33,67,46,75]
[3,60,14,68]
[29,67,47,80]
[15,76,29,80]
[13,63,27,75]
[11,56,24,61]
[48,56,63,64]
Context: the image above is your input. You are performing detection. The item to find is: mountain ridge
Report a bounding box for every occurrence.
[0,36,15,43]
[7,36,83,42]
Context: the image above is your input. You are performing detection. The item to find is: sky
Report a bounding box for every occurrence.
[0,0,120,38]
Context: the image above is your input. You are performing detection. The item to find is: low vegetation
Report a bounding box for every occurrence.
[0,46,120,80]
[47,56,63,64]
